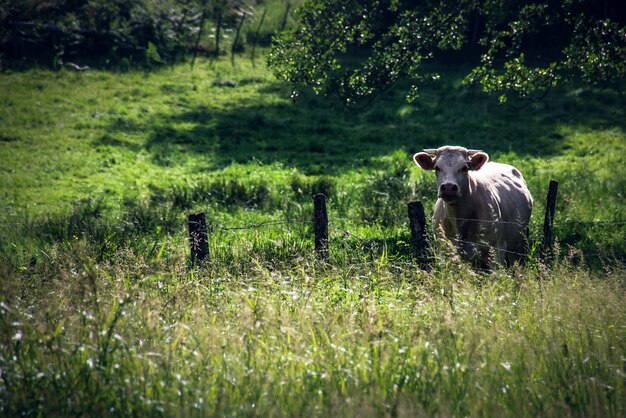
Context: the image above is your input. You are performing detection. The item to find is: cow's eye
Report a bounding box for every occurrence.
[434,166,440,173]
[460,166,468,173]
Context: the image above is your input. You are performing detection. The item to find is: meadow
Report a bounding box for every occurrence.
[0,56,625,416]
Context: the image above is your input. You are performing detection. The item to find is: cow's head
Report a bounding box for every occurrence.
[413,146,489,204]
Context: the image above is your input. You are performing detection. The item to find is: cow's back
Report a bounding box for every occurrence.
[473,162,532,223]
[472,162,533,262]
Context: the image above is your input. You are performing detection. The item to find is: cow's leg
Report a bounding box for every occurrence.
[459,239,479,262]
[496,240,508,267]
[460,240,493,271]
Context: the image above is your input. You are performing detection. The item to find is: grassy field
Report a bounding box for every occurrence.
[0,56,625,416]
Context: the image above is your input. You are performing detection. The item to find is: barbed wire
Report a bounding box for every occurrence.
[559,220,626,225]
[431,217,626,227]
[210,218,309,231]
[445,217,527,227]
[0,217,625,229]
[207,216,403,236]
[450,237,531,259]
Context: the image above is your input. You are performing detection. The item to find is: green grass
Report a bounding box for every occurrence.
[2,254,625,417]
[0,55,625,416]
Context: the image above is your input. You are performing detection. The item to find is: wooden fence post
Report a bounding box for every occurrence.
[188,212,209,266]
[407,201,432,268]
[313,193,328,259]
[541,179,558,263]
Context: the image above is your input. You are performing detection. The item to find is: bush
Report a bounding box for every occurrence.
[0,0,201,67]
[0,0,304,69]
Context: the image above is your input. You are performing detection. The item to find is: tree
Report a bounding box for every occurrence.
[267,0,626,105]
[0,0,244,68]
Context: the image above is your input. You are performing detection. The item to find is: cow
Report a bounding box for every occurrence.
[413,146,533,268]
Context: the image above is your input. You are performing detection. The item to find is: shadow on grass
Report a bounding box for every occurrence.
[100,73,626,175]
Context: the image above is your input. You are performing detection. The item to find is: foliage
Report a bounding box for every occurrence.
[0,0,300,68]
[0,0,199,67]
[268,0,626,105]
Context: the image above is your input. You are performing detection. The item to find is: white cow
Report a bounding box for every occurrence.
[413,146,533,268]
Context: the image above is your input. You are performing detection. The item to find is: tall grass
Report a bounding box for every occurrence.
[1,247,624,416]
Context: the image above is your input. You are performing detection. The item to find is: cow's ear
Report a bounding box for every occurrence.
[413,152,435,170]
[468,152,489,170]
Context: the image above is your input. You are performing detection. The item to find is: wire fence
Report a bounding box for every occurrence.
[206,215,407,232]
[209,218,309,231]
[450,237,530,260]
[1,181,625,266]
[189,212,624,272]
[200,216,626,232]
[0,217,624,227]
[185,186,626,267]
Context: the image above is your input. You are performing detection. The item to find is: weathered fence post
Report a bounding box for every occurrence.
[188,212,209,266]
[313,193,329,259]
[541,179,559,263]
[407,201,432,268]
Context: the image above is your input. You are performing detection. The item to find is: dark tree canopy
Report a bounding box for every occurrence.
[268,0,626,105]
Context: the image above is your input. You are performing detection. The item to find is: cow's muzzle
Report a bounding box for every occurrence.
[439,182,460,202]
